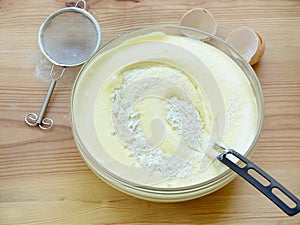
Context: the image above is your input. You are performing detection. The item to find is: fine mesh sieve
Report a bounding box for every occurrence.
[25,0,101,129]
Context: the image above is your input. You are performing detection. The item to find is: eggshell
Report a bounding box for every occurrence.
[180,8,217,40]
[226,26,265,65]
[249,32,265,65]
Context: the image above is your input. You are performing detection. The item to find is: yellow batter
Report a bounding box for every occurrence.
[73,32,259,188]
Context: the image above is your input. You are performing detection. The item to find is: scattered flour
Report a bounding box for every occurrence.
[165,96,204,150]
[29,52,52,82]
[29,52,79,85]
[110,67,206,179]
[225,95,243,131]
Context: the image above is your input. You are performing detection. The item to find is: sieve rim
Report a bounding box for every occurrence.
[38,6,101,67]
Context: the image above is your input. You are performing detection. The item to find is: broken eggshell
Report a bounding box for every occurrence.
[180,8,217,40]
[226,26,265,65]
[249,32,265,65]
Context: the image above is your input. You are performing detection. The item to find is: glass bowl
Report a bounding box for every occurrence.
[70,25,264,202]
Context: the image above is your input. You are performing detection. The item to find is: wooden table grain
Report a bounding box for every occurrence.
[0,0,300,224]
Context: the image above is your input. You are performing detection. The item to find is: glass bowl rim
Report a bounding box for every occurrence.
[70,24,264,194]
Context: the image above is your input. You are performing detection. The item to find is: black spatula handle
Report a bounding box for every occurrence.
[217,149,300,216]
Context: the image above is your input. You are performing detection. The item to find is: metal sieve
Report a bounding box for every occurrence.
[25,0,101,130]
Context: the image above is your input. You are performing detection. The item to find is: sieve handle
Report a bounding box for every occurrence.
[37,79,56,125]
[75,0,87,10]
[24,65,65,130]
[217,149,300,216]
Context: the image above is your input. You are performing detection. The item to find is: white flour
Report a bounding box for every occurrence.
[29,52,52,82]
[29,52,79,85]
[111,67,206,179]
[165,96,204,150]
[225,95,243,131]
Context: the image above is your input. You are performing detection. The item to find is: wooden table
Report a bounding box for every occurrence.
[1,0,299,224]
